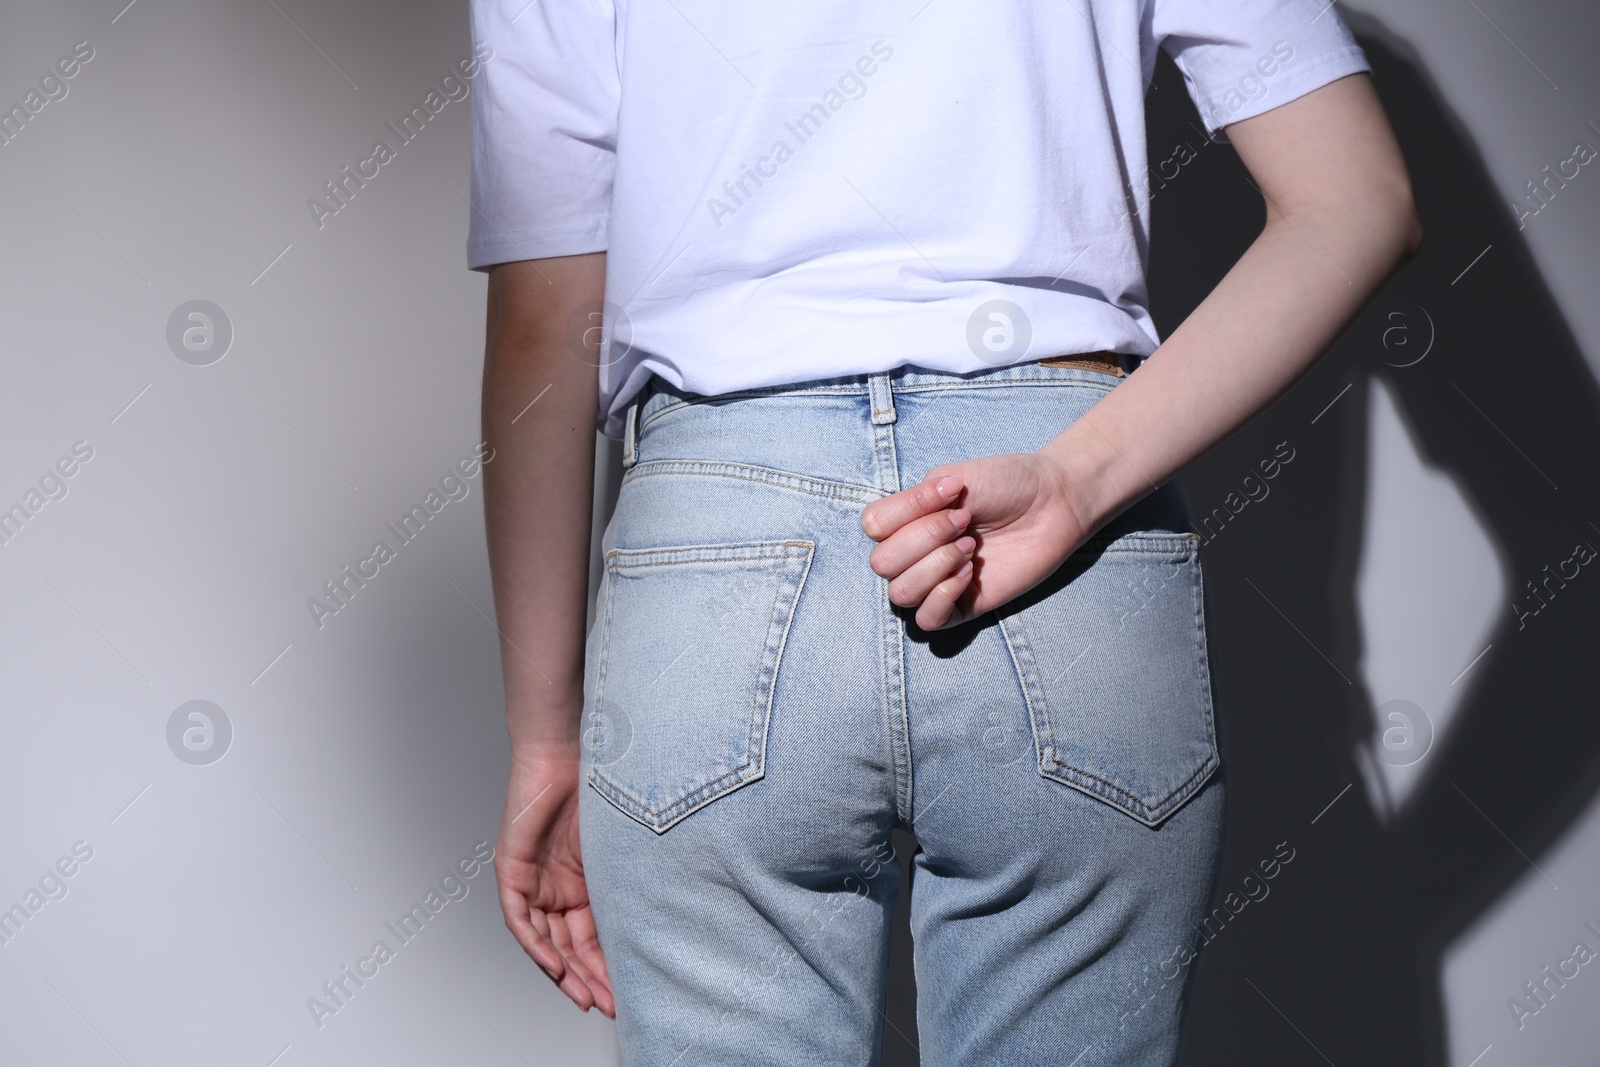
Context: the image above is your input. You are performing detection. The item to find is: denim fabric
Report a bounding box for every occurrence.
[578,361,1227,1066]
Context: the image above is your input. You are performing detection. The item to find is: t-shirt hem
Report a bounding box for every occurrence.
[1200,48,1371,143]
[466,218,608,271]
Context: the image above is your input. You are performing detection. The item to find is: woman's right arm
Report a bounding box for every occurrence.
[481,252,615,1016]
[483,253,604,748]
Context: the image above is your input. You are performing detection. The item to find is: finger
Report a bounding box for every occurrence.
[886,536,976,608]
[915,559,975,631]
[538,908,598,1011]
[869,507,970,578]
[554,912,614,1018]
[861,474,963,541]
[565,908,617,1018]
[501,885,566,981]
[548,912,603,1013]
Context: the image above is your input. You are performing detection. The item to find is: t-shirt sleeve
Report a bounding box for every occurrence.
[466,0,619,271]
[1149,0,1371,140]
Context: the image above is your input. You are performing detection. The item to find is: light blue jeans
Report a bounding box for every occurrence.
[578,361,1227,1066]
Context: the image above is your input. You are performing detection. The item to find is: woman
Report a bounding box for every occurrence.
[468,0,1419,1062]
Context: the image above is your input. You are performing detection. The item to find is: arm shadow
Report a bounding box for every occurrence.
[1142,18,1600,1066]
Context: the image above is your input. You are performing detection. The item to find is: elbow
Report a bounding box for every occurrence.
[1394,194,1424,264]
[1273,173,1422,274]
[1380,169,1424,265]
[1346,180,1423,274]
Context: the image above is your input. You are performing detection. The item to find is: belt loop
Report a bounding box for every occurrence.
[621,395,641,469]
[868,372,897,426]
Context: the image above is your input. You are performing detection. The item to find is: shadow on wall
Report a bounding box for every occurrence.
[1146,15,1600,1067]
[872,15,1600,1067]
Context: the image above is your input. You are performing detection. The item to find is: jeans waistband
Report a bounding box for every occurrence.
[619,355,1137,469]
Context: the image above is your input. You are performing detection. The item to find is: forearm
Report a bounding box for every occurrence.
[1042,197,1415,528]
[481,254,605,749]
[1040,74,1422,534]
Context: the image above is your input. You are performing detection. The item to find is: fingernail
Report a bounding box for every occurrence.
[955,560,973,577]
[935,476,961,498]
[956,536,976,554]
[949,508,970,528]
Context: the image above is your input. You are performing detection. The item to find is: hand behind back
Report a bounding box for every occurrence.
[861,454,1092,631]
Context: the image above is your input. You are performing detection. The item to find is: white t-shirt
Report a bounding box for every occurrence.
[466,0,1369,438]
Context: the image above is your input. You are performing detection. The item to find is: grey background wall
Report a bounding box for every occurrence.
[0,1,618,1064]
[0,1,1594,1065]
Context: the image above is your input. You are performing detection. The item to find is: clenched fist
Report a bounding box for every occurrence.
[860,453,1095,631]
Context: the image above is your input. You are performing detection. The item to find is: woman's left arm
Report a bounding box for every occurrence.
[863,73,1422,630]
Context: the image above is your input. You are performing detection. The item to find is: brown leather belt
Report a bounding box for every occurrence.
[1035,350,1125,377]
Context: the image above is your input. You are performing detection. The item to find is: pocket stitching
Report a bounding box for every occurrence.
[1002,533,1220,827]
[587,540,815,833]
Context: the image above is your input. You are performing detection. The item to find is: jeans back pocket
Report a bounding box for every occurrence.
[587,540,815,833]
[998,531,1219,827]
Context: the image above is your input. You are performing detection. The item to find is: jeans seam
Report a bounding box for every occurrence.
[607,548,813,569]
[878,415,913,827]
[1191,547,1221,781]
[623,460,882,504]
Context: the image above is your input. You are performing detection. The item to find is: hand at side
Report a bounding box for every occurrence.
[495,742,615,1018]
